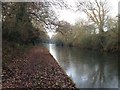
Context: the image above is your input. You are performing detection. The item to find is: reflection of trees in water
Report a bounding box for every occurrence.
[89,53,118,88]
[67,48,106,88]
[46,44,118,88]
[56,46,71,70]
[91,62,105,88]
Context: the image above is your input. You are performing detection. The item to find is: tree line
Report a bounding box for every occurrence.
[2,1,120,52]
[51,0,119,52]
[2,2,49,45]
[2,1,70,45]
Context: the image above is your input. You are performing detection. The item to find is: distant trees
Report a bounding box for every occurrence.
[2,1,119,52]
[53,16,118,52]
[53,21,73,45]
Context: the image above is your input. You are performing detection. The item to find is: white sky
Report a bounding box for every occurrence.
[57,0,120,25]
[48,0,120,38]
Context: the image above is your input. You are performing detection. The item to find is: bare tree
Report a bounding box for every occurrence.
[25,1,71,34]
[76,0,110,34]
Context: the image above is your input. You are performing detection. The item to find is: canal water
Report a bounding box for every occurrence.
[42,43,118,88]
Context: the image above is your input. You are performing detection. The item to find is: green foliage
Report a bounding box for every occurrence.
[53,17,119,52]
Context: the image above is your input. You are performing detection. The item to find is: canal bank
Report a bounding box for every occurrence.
[2,46,76,89]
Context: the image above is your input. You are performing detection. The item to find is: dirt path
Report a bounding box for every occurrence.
[2,46,76,89]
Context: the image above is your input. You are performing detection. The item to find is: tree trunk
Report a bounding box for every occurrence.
[99,23,104,34]
[99,23,105,50]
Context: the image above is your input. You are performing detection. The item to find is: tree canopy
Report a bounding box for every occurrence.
[76,0,110,34]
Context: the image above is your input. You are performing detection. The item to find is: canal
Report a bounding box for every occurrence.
[42,43,118,88]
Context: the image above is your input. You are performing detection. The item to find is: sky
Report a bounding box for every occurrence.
[48,0,120,38]
[57,0,120,25]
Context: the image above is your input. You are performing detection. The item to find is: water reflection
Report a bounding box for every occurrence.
[48,44,58,62]
[42,43,118,88]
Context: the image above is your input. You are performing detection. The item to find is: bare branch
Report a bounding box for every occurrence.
[76,0,110,33]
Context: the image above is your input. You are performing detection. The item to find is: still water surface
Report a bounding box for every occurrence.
[42,43,118,88]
